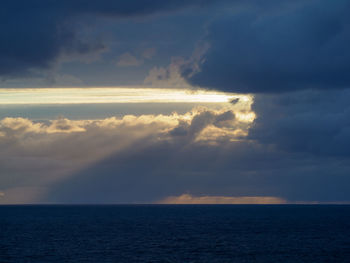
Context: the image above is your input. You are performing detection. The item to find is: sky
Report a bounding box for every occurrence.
[1,0,350,204]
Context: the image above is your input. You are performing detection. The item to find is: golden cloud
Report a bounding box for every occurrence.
[157,194,286,204]
[0,106,257,203]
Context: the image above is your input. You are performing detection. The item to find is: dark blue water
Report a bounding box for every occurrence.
[1,205,349,262]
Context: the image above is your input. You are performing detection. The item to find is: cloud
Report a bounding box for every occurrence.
[144,57,193,89]
[117,52,143,67]
[0,106,254,203]
[169,108,252,143]
[0,106,252,140]
[117,48,156,67]
[0,117,87,134]
[0,0,227,78]
[1,117,43,133]
[249,89,350,156]
[144,42,211,89]
[157,194,286,204]
[141,48,156,59]
[183,0,350,93]
[2,92,350,204]
[47,132,350,204]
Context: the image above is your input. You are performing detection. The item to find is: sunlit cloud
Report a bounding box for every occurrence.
[235,112,256,123]
[0,106,254,139]
[196,126,248,143]
[156,194,287,204]
[0,105,257,203]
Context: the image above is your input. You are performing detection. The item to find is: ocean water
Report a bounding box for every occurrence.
[1,205,349,262]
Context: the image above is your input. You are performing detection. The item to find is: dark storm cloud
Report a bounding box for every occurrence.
[249,89,350,156]
[0,0,226,78]
[184,0,350,93]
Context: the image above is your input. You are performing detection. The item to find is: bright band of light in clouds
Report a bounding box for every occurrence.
[0,87,249,105]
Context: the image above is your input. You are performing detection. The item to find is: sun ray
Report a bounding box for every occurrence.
[0,87,251,105]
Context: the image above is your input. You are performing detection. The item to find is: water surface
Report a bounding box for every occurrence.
[1,205,349,262]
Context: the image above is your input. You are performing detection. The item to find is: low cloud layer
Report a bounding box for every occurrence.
[157,194,286,204]
[0,106,253,203]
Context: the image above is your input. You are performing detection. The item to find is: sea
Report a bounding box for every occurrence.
[1,205,349,262]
